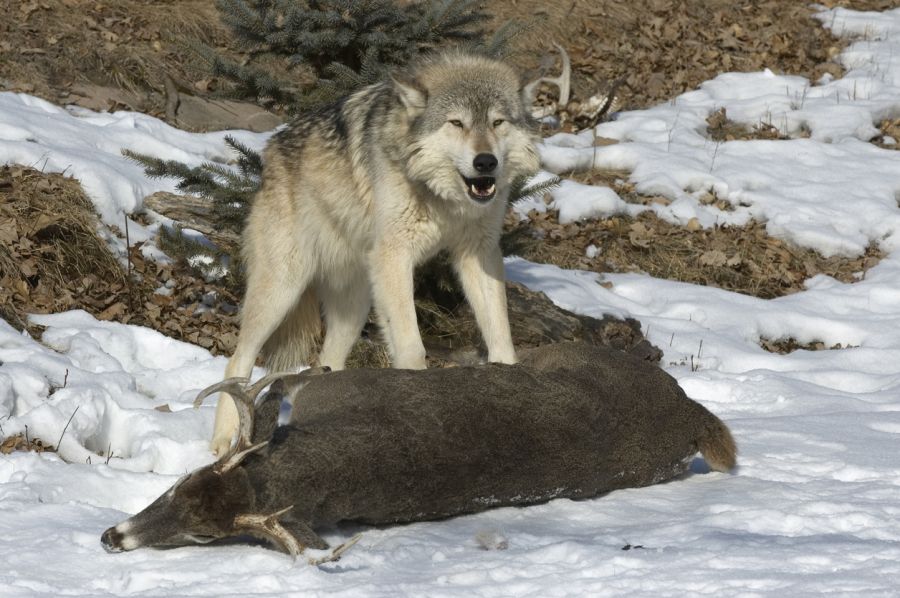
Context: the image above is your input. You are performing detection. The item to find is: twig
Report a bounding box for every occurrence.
[308,534,362,566]
[163,74,181,124]
[124,215,134,314]
[105,442,113,465]
[55,406,80,452]
[63,368,69,389]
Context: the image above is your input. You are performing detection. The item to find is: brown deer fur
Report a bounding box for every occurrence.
[101,342,736,560]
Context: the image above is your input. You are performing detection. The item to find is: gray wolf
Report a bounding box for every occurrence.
[211,51,540,454]
[103,342,736,558]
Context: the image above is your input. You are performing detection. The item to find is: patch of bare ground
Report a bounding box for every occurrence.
[0,433,54,455]
[0,165,241,355]
[507,207,884,300]
[759,337,857,354]
[705,107,811,142]
[0,1,234,117]
[4,0,893,130]
[873,119,900,150]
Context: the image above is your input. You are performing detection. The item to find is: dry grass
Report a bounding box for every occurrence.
[0,165,126,326]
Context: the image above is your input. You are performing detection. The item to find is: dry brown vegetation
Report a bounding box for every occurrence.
[0,165,241,355]
[511,206,884,300]
[493,0,896,113]
[0,0,233,118]
[874,118,900,150]
[759,337,857,354]
[3,0,893,124]
[0,433,53,455]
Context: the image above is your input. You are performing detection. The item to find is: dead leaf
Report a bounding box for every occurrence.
[97,301,127,321]
[699,250,728,267]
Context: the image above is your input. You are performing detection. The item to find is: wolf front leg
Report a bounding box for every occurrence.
[454,246,517,364]
[369,243,427,369]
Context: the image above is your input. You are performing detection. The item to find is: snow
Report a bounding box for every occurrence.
[2,5,900,597]
[0,92,269,255]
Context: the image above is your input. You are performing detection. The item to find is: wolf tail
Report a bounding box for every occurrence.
[261,288,321,372]
[697,412,737,472]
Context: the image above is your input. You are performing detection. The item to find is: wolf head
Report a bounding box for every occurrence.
[393,51,540,207]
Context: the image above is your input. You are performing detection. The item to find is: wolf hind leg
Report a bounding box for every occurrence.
[213,268,316,455]
[261,289,321,372]
[318,274,371,370]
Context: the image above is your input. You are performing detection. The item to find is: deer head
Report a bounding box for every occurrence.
[100,369,349,561]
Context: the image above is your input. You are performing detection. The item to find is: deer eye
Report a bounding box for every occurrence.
[448,120,464,128]
[492,119,505,127]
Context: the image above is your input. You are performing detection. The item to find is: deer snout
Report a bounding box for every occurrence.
[101,526,126,553]
[473,152,498,174]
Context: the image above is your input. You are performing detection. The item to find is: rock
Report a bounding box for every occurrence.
[174,95,283,133]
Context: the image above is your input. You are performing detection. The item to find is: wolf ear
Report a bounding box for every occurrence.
[392,75,427,117]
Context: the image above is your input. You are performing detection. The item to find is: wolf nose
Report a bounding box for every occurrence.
[473,153,498,173]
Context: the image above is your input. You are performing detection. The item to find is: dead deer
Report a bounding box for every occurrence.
[101,342,736,563]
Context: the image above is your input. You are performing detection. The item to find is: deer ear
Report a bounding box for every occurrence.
[392,74,427,116]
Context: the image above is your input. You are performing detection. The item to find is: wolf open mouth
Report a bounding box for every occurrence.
[462,175,496,202]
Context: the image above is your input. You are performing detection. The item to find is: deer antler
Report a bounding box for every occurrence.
[523,43,571,107]
[194,368,332,473]
[234,505,305,557]
[234,505,362,564]
[194,374,283,472]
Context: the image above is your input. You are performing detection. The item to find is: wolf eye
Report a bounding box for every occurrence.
[448,120,464,128]
[492,119,505,127]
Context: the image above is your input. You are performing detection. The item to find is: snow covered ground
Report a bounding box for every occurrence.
[2,6,900,596]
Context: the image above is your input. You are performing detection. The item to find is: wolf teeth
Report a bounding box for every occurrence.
[470,183,496,196]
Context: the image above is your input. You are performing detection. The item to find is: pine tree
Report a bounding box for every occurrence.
[207,0,504,112]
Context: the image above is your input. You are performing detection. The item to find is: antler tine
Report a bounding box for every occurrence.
[215,439,269,474]
[192,377,251,409]
[244,372,295,405]
[234,505,304,558]
[207,368,333,472]
[548,43,571,106]
[522,43,571,107]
